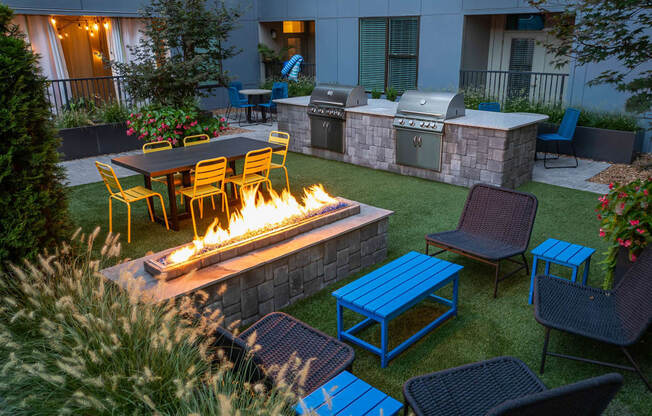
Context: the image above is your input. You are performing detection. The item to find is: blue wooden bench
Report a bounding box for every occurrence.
[295,371,403,415]
[528,238,595,304]
[332,251,463,368]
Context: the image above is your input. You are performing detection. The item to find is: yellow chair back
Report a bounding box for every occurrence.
[269,130,290,164]
[242,147,273,181]
[184,134,210,147]
[143,141,172,153]
[192,157,229,194]
[95,161,126,200]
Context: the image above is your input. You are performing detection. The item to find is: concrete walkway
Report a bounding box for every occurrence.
[532,154,611,194]
[61,122,277,187]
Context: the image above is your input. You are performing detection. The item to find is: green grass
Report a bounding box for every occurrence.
[69,152,651,415]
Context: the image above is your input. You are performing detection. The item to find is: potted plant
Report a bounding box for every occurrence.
[385,87,398,102]
[371,89,382,99]
[596,178,651,288]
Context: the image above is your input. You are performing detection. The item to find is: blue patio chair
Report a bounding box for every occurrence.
[272,81,289,99]
[227,87,255,126]
[225,81,248,121]
[479,102,501,112]
[537,108,581,169]
[258,86,285,124]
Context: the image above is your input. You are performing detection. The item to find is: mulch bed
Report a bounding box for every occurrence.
[588,154,652,185]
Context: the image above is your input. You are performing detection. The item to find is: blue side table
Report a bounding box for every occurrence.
[295,371,403,415]
[529,238,595,304]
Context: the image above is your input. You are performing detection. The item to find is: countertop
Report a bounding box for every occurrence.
[275,96,549,131]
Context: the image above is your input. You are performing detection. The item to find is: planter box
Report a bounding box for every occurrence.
[57,122,141,161]
[536,123,643,164]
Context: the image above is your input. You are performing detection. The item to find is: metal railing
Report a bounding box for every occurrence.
[43,75,145,116]
[459,69,569,106]
[264,62,316,79]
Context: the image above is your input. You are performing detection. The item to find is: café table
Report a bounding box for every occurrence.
[239,88,272,123]
[111,137,284,231]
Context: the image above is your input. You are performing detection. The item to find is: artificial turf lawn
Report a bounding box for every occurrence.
[69,151,650,415]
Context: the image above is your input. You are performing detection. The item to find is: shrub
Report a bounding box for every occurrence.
[385,87,398,102]
[595,178,651,288]
[97,101,131,124]
[0,4,70,268]
[371,89,382,99]
[127,104,228,147]
[261,75,315,97]
[0,229,296,414]
[54,107,95,128]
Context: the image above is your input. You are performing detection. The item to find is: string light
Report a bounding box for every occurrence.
[85,25,89,31]
[65,33,69,37]
[58,34,63,39]
[93,23,99,31]
[50,17,56,25]
[103,21,109,29]
[90,31,94,37]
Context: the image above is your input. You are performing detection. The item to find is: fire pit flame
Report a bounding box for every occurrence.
[167,184,340,265]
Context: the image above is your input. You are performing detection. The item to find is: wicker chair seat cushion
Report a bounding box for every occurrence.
[426,230,523,261]
[239,312,354,395]
[403,357,545,416]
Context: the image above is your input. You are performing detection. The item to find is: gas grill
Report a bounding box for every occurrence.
[307,84,367,153]
[393,91,465,172]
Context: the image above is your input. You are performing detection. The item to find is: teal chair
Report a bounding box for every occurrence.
[479,102,501,112]
[537,108,581,169]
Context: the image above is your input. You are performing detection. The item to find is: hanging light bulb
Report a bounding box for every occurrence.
[85,24,89,31]
[104,21,109,29]
[50,17,56,25]
[58,34,63,40]
[65,33,69,37]
[93,23,99,31]
[90,31,94,37]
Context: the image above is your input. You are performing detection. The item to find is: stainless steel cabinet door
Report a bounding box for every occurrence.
[417,133,442,171]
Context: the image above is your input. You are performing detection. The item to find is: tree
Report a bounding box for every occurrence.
[112,0,243,108]
[0,4,70,267]
[530,0,651,113]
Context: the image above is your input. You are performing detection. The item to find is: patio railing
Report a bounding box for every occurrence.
[459,69,569,107]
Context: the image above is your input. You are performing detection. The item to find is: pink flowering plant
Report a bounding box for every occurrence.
[126,106,227,147]
[596,178,651,288]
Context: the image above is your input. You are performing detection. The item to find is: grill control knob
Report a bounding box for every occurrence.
[319,109,324,114]
[420,122,424,127]
[399,119,404,125]
[409,120,414,126]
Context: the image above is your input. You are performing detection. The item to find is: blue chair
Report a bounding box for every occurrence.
[227,87,255,126]
[258,86,285,124]
[537,108,580,169]
[479,102,501,112]
[229,81,247,104]
[272,81,289,99]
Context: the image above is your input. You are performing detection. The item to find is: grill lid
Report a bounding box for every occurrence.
[395,91,465,121]
[309,84,368,108]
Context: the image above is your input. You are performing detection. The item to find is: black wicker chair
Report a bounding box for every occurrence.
[212,312,354,395]
[425,184,538,297]
[534,247,652,391]
[403,356,622,416]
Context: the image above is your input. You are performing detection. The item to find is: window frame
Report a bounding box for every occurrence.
[358,16,420,93]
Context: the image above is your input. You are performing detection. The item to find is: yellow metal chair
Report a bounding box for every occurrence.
[268,131,290,191]
[95,161,169,243]
[225,147,273,200]
[184,134,211,147]
[143,141,180,185]
[178,157,230,239]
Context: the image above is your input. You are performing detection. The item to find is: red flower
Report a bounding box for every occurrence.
[608,183,614,189]
[599,229,606,237]
[172,138,178,145]
[212,130,218,136]
[204,127,209,131]
[185,115,191,119]
[176,124,182,129]
[126,127,135,136]
[630,219,640,226]
[220,117,225,122]
[637,228,646,235]
[190,120,198,127]
[126,120,131,126]
[630,253,637,262]
[597,214,602,220]
[644,189,649,196]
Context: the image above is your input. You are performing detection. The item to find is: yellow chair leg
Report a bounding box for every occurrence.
[211,195,216,210]
[282,166,289,191]
[190,198,198,239]
[222,192,230,222]
[146,197,154,222]
[199,198,203,219]
[108,197,113,234]
[127,203,131,244]
[157,194,169,230]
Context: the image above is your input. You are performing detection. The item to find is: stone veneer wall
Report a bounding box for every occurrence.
[278,103,537,189]
[201,218,388,327]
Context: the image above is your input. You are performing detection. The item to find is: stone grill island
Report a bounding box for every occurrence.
[276,96,548,189]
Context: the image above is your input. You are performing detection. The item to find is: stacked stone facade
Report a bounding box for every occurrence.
[278,103,537,189]
[200,218,388,327]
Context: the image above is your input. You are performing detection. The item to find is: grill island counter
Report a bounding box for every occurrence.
[276,95,548,189]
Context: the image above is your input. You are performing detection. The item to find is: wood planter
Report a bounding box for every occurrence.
[536,123,643,164]
[57,122,141,161]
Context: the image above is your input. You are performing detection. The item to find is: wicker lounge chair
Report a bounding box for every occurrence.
[534,247,652,391]
[425,184,538,297]
[211,312,354,395]
[403,356,622,416]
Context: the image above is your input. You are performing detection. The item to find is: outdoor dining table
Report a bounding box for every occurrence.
[239,88,272,123]
[111,136,284,231]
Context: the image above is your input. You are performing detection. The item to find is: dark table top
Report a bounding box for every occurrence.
[111,136,283,176]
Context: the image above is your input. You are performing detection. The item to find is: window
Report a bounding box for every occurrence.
[359,17,419,93]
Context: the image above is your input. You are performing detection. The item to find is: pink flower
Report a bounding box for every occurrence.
[185,115,191,119]
[220,117,225,122]
[624,239,632,247]
[618,192,628,199]
[644,189,649,196]
[599,229,606,237]
[637,228,646,235]
[126,120,131,126]
[608,183,614,189]
[148,118,156,124]
[167,137,172,142]
[204,127,209,131]
[157,136,163,141]
[183,125,189,130]
[126,127,135,136]
[212,130,218,136]
[174,130,182,135]
[172,138,178,145]
[220,125,226,131]
[630,253,637,262]
[630,220,640,226]
[176,124,182,129]
[129,113,134,118]
[190,120,198,127]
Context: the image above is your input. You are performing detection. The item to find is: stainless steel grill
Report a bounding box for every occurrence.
[308,84,367,153]
[393,91,465,172]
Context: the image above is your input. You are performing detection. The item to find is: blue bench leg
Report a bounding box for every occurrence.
[571,265,578,283]
[582,257,591,286]
[452,275,459,315]
[336,301,343,341]
[381,319,388,368]
[529,256,538,304]
[544,260,550,275]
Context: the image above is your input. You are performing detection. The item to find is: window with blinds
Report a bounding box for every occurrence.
[359,17,419,93]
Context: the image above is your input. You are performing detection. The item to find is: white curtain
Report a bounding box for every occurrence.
[120,18,147,64]
[107,18,125,64]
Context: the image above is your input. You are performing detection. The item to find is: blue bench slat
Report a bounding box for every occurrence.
[365,396,404,416]
[295,371,357,413]
[337,386,388,415]
[362,260,453,313]
[542,240,571,259]
[555,243,584,263]
[375,264,462,317]
[567,246,595,265]
[315,378,372,416]
[531,238,560,256]
[332,252,421,298]
[351,257,446,308]
[338,254,433,303]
